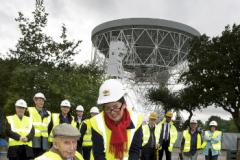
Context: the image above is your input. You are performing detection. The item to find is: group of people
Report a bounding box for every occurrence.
[142,112,222,160]
[1,79,222,160]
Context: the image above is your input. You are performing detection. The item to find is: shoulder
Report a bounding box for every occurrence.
[90,112,103,124]
[90,113,104,135]
[183,129,188,136]
[6,115,14,122]
[35,151,61,160]
[130,111,143,129]
[75,151,84,160]
[23,115,31,120]
[83,118,90,123]
[27,107,35,112]
[52,113,59,116]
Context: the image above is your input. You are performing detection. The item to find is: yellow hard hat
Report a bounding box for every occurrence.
[165,111,173,118]
[149,112,158,119]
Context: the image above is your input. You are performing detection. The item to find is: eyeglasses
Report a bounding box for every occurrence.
[104,103,123,113]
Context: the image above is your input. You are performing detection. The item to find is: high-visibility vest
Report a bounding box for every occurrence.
[34,150,84,160]
[90,111,142,160]
[142,124,158,147]
[6,114,33,147]
[82,119,92,147]
[201,130,222,151]
[28,107,51,138]
[182,130,201,152]
[155,118,178,152]
[48,113,77,142]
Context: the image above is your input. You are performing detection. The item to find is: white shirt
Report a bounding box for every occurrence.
[162,122,170,140]
[77,117,82,123]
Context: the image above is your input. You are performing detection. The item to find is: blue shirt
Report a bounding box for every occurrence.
[60,114,70,123]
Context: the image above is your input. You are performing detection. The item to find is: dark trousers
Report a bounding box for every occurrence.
[33,148,45,158]
[205,149,218,160]
[9,157,28,160]
[82,146,92,160]
[158,140,171,160]
[8,146,31,160]
[141,146,156,160]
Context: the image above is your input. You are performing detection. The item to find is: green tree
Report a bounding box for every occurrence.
[181,24,240,131]
[2,0,104,117]
[174,111,184,131]
[0,59,19,108]
[9,0,81,66]
[148,86,181,111]
[4,58,103,117]
[204,116,238,132]
[148,86,201,128]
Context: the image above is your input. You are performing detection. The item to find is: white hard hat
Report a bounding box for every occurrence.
[90,106,99,113]
[190,118,198,124]
[76,105,84,112]
[97,79,125,105]
[33,92,46,100]
[60,100,71,107]
[15,99,27,108]
[209,121,218,126]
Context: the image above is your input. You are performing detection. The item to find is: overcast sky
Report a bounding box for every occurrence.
[0,0,238,121]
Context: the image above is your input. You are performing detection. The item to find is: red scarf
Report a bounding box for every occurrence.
[104,108,131,159]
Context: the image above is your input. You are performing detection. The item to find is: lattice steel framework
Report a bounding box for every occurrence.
[92,26,197,83]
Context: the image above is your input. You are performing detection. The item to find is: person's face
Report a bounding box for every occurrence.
[90,112,98,117]
[61,106,70,115]
[166,116,172,122]
[210,126,216,132]
[16,106,26,117]
[190,123,198,130]
[34,98,44,109]
[104,101,125,123]
[76,111,83,118]
[149,118,157,126]
[53,137,78,159]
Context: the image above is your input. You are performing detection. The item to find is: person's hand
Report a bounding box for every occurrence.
[20,136,28,142]
[19,136,24,142]
[156,143,161,150]
[207,136,212,142]
[23,137,28,142]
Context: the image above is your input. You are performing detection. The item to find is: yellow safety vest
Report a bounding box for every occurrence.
[28,107,51,138]
[155,118,178,152]
[90,111,142,160]
[6,114,33,147]
[49,113,77,142]
[34,150,84,160]
[82,119,92,147]
[201,130,222,151]
[142,124,157,147]
[182,130,202,152]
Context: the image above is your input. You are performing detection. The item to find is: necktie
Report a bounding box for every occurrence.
[164,123,169,140]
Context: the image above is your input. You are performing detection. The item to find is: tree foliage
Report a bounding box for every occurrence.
[205,116,238,132]
[174,111,184,131]
[1,0,104,118]
[3,63,103,117]
[148,86,201,128]
[148,86,181,110]
[180,24,240,131]
[9,0,81,66]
